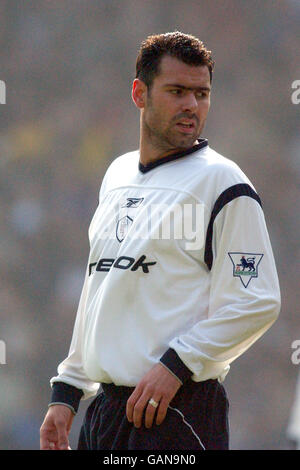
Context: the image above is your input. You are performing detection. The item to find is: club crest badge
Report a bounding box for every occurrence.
[228,252,264,288]
[116,215,133,243]
[116,196,144,242]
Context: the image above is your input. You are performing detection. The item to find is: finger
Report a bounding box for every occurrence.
[145,397,161,429]
[40,428,55,450]
[55,420,69,450]
[40,437,52,450]
[155,397,170,426]
[126,387,142,422]
[132,394,150,428]
[40,435,58,451]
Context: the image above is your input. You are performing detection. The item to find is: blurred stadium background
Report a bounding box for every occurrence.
[0,0,299,450]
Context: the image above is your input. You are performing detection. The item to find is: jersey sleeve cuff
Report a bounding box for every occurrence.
[159,348,193,384]
[49,381,83,414]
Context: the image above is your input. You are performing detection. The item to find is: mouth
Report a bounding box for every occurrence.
[175,120,196,134]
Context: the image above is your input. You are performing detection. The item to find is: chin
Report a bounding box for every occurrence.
[175,136,198,149]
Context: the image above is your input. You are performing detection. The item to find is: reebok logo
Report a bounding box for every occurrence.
[122,197,144,208]
[89,254,156,276]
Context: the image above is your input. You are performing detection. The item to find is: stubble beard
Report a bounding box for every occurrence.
[143,102,201,155]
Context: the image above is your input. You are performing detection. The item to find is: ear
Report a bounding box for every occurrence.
[132,78,147,109]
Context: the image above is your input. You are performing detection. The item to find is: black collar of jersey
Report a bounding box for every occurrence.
[138,138,208,174]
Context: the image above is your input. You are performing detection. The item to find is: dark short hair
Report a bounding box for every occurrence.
[135,31,214,89]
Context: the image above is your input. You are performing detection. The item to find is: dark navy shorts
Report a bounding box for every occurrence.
[77,379,229,450]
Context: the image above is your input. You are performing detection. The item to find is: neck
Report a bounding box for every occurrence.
[139,135,179,166]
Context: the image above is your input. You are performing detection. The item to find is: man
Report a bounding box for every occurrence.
[40,32,280,450]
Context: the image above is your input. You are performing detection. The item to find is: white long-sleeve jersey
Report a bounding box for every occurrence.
[50,139,280,403]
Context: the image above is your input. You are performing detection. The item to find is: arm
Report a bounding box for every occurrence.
[48,171,110,403]
[162,194,281,382]
[49,264,100,402]
[40,172,111,448]
[40,265,99,449]
[127,192,280,427]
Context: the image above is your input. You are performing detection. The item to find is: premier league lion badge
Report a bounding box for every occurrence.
[228,252,264,288]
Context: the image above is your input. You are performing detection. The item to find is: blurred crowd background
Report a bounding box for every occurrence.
[0,0,299,450]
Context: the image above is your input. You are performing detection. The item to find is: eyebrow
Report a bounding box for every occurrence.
[163,84,211,92]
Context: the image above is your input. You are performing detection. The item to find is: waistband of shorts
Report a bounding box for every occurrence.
[101,378,219,400]
[101,383,136,398]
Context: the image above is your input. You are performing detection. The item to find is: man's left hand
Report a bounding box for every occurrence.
[126,363,181,429]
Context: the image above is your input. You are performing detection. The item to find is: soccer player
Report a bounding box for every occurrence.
[40,32,280,450]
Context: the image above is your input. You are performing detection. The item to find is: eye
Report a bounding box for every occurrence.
[169,89,182,95]
[196,91,206,99]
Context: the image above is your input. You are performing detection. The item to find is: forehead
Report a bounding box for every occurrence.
[155,55,211,88]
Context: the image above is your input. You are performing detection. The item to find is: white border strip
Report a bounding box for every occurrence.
[168,405,206,450]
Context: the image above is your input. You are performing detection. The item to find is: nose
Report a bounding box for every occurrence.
[181,91,198,113]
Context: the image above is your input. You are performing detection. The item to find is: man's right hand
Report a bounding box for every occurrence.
[40,404,74,450]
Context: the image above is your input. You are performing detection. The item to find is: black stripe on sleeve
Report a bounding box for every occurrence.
[160,348,193,384]
[49,381,83,414]
[204,183,262,271]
